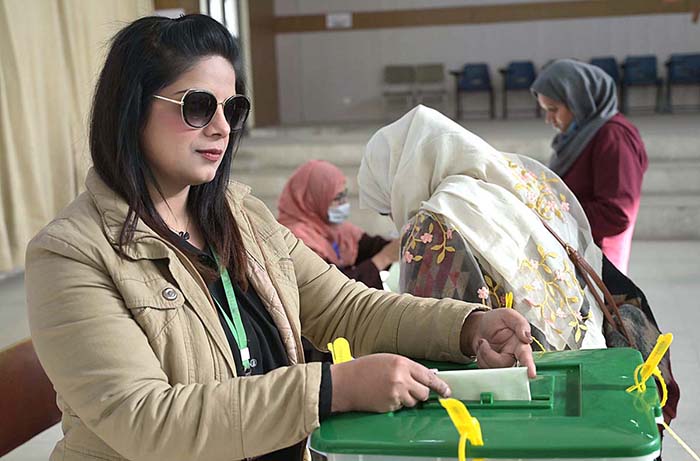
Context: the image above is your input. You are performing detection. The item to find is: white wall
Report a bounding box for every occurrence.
[274,2,700,124]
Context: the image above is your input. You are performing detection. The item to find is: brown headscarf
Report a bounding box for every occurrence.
[278,160,363,267]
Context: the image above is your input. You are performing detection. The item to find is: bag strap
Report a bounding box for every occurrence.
[538,219,635,348]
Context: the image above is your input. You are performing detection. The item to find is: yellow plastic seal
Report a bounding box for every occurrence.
[505,292,513,309]
[625,333,698,459]
[440,398,484,461]
[327,337,353,364]
[626,333,673,401]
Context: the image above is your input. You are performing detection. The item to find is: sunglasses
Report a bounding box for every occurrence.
[152,89,250,131]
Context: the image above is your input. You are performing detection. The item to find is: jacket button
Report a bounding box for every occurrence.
[162,287,178,301]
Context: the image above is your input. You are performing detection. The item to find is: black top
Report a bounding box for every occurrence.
[180,238,332,460]
[203,248,288,376]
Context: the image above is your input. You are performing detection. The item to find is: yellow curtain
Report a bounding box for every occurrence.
[0,0,153,272]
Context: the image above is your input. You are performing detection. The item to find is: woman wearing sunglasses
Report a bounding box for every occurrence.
[25,14,536,461]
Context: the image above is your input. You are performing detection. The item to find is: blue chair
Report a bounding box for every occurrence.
[499,61,540,119]
[620,55,663,114]
[665,53,700,112]
[450,63,494,119]
[590,56,621,84]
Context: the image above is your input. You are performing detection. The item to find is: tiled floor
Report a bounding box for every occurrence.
[2,240,699,460]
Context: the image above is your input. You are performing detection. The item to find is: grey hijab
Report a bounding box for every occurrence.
[531,59,618,176]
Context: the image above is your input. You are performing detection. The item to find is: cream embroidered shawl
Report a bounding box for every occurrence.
[358,105,606,350]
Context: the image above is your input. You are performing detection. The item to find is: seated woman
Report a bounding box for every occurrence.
[358,105,678,423]
[278,159,399,290]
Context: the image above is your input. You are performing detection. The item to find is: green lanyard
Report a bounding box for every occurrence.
[211,250,251,371]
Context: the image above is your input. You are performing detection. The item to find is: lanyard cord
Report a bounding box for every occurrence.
[211,250,250,371]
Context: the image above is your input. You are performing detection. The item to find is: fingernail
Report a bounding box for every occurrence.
[525,331,532,342]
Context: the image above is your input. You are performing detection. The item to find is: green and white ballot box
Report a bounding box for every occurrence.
[310,348,663,460]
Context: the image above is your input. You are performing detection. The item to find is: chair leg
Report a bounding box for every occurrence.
[502,88,508,119]
[666,81,673,114]
[655,82,662,113]
[489,89,495,119]
[620,85,627,114]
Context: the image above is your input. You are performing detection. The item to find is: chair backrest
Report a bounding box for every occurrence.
[666,53,700,84]
[590,56,620,83]
[503,61,537,89]
[622,55,658,85]
[383,65,416,85]
[414,63,445,84]
[458,63,492,91]
[0,339,61,456]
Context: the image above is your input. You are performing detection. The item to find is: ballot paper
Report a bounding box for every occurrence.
[436,367,531,401]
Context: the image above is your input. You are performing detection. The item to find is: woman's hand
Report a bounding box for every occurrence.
[371,238,401,270]
[330,353,451,413]
[460,310,537,378]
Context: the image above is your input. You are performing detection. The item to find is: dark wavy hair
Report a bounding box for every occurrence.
[90,14,247,286]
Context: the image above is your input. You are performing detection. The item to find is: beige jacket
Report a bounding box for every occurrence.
[26,169,478,461]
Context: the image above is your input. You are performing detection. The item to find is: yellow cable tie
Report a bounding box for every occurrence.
[662,421,700,461]
[440,398,484,461]
[652,367,668,408]
[327,337,353,364]
[626,333,673,395]
[627,363,647,393]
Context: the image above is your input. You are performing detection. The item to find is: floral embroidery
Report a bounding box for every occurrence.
[403,211,455,265]
[531,336,547,352]
[520,244,589,343]
[507,159,571,222]
[477,286,489,303]
[404,251,414,263]
[481,274,516,309]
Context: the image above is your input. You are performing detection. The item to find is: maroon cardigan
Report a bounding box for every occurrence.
[562,114,648,273]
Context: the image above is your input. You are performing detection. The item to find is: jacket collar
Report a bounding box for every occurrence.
[84,168,251,260]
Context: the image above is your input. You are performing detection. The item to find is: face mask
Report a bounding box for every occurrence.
[328,203,351,224]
